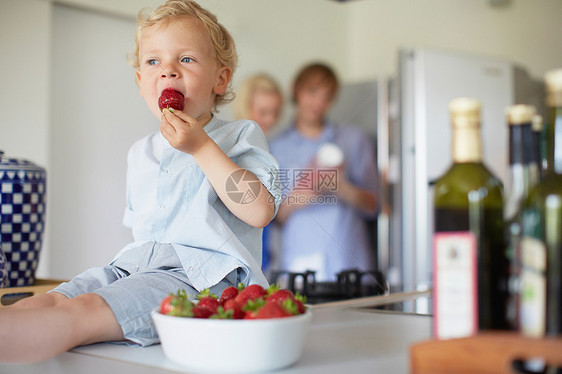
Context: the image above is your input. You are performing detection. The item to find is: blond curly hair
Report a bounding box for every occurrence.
[128,0,238,109]
[234,73,283,120]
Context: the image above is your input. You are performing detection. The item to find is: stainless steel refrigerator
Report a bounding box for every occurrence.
[376,46,545,311]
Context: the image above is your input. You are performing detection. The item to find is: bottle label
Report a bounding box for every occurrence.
[433,232,478,339]
[519,236,546,337]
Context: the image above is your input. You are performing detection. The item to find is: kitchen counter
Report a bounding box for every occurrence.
[0,291,432,374]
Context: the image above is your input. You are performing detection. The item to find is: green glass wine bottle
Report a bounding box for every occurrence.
[433,98,507,340]
[504,104,538,330]
[519,68,562,337]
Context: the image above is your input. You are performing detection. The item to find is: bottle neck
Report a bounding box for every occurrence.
[452,126,482,163]
[505,123,536,220]
[546,106,562,175]
[531,129,543,180]
[505,164,526,220]
[509,123,533,165]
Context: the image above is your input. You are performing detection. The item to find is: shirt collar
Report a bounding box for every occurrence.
[203,115,221,134]
[289,120,336,144]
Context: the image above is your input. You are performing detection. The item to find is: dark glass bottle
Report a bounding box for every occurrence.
[504,105,538,330]
[433,98,506,339]
[519,68,562,338]
[532,114,544,181]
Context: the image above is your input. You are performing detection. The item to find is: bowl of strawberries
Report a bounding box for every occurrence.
[152,283,312,373]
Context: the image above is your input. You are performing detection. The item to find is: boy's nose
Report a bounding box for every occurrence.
[159,65,179,78]
[161,71,178,78]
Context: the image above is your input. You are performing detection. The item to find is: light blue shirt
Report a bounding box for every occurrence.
[269,122,378,281]
[116,117,281,291]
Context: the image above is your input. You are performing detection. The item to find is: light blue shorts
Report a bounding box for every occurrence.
[51,242,237,346]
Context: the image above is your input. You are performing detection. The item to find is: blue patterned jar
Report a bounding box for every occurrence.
[0,245,8,288]
[0,151,47,287]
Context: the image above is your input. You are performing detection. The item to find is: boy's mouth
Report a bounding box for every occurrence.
[158,88,185,111]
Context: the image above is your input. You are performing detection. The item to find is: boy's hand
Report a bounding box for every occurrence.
[161,108,275,227]
[160,108,212,155]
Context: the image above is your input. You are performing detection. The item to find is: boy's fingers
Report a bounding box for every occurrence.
[160,123,171,140]
[161,110,182,133]
[163,108,197,126]
[160,116,177,139]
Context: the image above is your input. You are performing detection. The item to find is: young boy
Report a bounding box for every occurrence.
[0,0,280,363]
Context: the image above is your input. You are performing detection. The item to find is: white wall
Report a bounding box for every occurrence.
[2,0,562,279]
[0,0,51,164]
[55,0,562,80]
[345,0,562,81]
[54,0,562,125]
[49,5,155,277]
[0,0,52,277]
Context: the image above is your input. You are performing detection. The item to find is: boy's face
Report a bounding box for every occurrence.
[136,16,231,120]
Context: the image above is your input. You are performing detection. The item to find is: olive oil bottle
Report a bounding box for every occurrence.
[519,68,562,338]
[433,98,507,339]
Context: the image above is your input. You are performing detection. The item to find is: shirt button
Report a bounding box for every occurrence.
[188,266,194,272]
[160,205,165,209]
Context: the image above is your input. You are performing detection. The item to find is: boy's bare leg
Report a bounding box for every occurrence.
[9,291,68,309]
[0,293,124,363]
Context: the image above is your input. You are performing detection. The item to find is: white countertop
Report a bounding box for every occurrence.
[0,292,432,374]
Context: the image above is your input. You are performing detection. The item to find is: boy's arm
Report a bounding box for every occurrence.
[193,139,275,228]
[161,109,275,228]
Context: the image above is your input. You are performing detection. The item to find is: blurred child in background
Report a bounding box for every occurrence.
[235,73,284,136]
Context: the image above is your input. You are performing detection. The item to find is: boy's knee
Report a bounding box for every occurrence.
[63,293,109,314]
[62,293,124,344]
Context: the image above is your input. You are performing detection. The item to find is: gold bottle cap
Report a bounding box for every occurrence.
[545,68,562,107]
[449,97,481,128]
[532,114,543,132]
[450,98,482,162]
[505,104,536,125]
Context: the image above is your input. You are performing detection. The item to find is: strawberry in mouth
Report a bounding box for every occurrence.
[158,88,185,111]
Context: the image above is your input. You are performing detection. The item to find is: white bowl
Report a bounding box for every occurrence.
[152,308,312,373]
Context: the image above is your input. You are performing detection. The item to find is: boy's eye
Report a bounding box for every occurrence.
[147,59,159,66]
[180,57,193,63]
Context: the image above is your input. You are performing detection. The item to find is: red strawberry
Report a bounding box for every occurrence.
[159,294,175,315]
[267,289,295,305]
[295,299,306,314]
[197,297,219,314]
[241,297,266,319]
[159,290,194,317]
[254,302,292,319]
[265,288,307,315]
[192,305,213,319]
[223,299,244,319]
[195,289,219,314]
[219,286,239,305]
[209,306,234,319]
[294,292,307,314]
[158,88,185,111]
[235,284,266,306]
